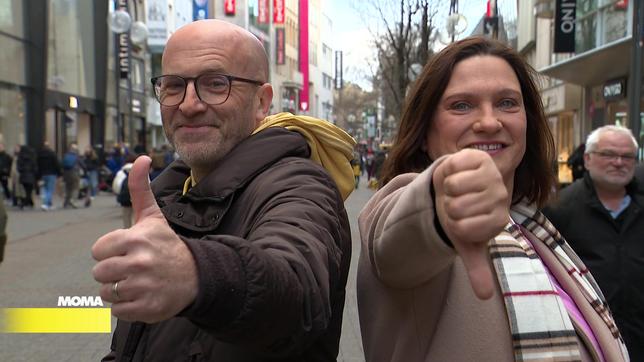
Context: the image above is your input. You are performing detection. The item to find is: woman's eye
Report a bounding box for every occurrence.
[451,102,470,111]
[499,99,518,108]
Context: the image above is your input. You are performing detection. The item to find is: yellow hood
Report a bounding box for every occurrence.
[254,112,356,200]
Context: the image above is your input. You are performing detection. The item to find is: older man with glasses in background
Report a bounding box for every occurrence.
[91,19,354,361]
[544,124,643,361]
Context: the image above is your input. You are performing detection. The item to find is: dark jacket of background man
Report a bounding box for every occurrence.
[544,173,644,360]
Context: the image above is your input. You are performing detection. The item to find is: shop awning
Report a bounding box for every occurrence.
[538,36,632,86]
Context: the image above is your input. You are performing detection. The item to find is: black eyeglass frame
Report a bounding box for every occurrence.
[150,73,264,106]
[589,150,638,162]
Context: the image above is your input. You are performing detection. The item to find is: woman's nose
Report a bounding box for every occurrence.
[473,106,502,132]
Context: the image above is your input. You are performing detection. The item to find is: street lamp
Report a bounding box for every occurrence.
[108,1,148,147]
[434,0,467,46]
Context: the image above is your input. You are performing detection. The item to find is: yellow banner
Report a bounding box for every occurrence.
[0,308,111,333]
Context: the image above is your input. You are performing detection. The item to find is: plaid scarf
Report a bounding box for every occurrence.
[488,202,629,362]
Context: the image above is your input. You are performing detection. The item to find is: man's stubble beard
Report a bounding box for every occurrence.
[590,168,634,191]
[164,123,227,170]
[172,135,230,171]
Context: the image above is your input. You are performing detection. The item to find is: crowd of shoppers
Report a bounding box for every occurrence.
[0,140,175,212]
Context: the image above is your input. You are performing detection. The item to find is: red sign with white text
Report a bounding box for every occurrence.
[276,28,285,65]
[258,0,269,24]
[225,0,236,15]
[273,0,285,24]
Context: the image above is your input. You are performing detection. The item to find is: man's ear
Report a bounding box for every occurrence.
[583,152,590,168]
[255,83,274,126]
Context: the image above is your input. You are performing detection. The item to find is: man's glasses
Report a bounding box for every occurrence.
[590,150,637,163]
[150,73,264,107]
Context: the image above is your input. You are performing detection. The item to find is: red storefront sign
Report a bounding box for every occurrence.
[258,0,269,24]
[225,0,236,15]
[276,28,285,65]
[273,0,285,24]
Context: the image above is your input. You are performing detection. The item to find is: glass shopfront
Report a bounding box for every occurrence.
[575,0,629,53]
[0,0,26,152]
[46,0,97,152]
[0,86,26,153]
[549,113,576,185]
[47,0,96,97]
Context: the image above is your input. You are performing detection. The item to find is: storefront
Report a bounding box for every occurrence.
[540,0,643,161]
[45,0,107,156]
[0,0,28,153]
[541,82,583,184]
[281,84,301,113]
[591,77,644,131]
[44,94,98,155]
[0,85,26,154]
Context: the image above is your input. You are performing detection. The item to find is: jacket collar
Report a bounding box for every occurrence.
[582,171,641,205]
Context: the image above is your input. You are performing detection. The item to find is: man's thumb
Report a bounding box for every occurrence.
[128,156,160,223]
[458,244,495,300]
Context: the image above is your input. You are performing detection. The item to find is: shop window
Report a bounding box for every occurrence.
[550,114,575,185]
[0,36,26,86]
[0,86,26,153]
[575,13,597,53]
[47,0,96,97]
[0,0,23,37]
[574,0,630,54]
[132,58,145,93]
[603,1,628,43]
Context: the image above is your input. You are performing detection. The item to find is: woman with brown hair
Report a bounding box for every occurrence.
[357,37,629,361]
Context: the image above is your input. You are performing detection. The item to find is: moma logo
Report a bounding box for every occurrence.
[57,296,104,307]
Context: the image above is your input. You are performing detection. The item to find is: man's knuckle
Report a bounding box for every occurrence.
[130,252,154,272]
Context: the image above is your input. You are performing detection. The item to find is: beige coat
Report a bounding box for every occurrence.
[357,163,627,362]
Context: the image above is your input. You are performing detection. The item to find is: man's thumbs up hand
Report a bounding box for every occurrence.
[432,149,510,300]
[92,156,198,323]
[129,156,163,224]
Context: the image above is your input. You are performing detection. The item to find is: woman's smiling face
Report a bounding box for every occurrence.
[426,55,527,193]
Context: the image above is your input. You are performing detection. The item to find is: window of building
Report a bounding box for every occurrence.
[0,85,26,152]
[575,0,630,54]
[0,0,23,37]
[248,0,270,33]
[0,36,26,86]
[322,44,332,62]
[132,57,145,93]
[47,0,96,97]
[310,40,318,67]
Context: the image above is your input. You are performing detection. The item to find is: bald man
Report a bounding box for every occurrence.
[92,20,352,361]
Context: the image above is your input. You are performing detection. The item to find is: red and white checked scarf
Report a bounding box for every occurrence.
[489,202,629,362]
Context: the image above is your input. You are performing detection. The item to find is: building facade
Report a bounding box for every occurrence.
[0,0,31,154]
[309,9,335,121]
[517,0,642,182]
[1,0,335,161]
[1,0,108,157]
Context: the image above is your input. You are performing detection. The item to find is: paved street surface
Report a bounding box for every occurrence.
[0,177,375,361]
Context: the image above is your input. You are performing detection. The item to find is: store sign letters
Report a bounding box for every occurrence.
[274,0,285,24]
[603,79,626,101]
[118,0,129,79]
[258,0,269,24]
[554,0,576,53]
